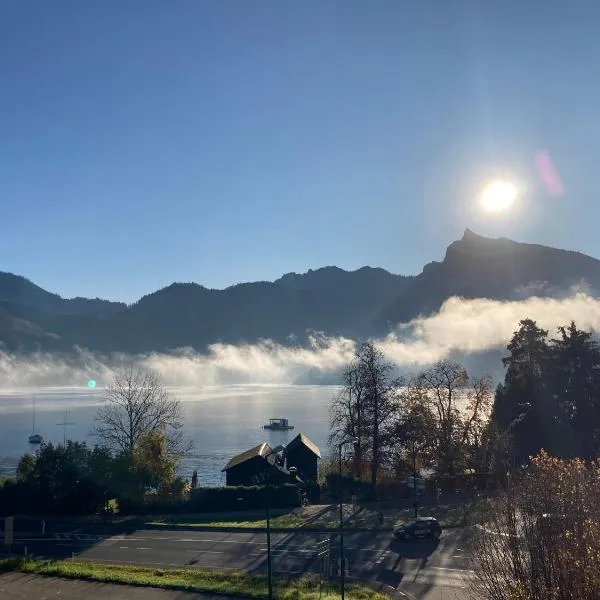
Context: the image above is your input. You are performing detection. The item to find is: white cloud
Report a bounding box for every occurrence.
[379,292,600,366]
[1,293,599,388]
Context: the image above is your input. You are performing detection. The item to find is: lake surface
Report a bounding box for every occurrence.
[0,385,337,486]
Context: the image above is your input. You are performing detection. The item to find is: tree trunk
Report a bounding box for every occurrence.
[370,389,379,498]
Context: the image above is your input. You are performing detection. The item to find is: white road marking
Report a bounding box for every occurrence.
[430,566,476,573]
[183,550,224,554]
[108,536,259,544]
[20,534,262,544]
[56,543,81,547]
[218,540,260,544]
[136,547,151,550]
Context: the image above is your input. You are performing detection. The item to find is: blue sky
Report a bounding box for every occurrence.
[1,1,599,302]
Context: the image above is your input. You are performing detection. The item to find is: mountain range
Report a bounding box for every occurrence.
[2,229,599,355]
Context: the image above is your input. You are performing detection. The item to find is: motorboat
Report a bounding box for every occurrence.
[263,418,294,431]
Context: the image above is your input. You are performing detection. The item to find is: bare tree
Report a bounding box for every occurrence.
[330,342,402,495]
[357,342,402,495]
[470,451,600,600]
[93,363,186,457]
[461,375,494,471]
[392,397,437,478]
[408,360,493,477]
[329,364,368,477]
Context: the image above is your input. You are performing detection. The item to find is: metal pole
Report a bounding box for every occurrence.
[266,484,273,600]
[339,443,345,600]
[413,441,418,519]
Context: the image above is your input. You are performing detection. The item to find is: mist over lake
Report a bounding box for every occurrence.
[0,385,336,486]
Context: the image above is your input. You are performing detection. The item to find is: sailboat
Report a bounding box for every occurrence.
[28,395,43,444]
[57,410,75,445]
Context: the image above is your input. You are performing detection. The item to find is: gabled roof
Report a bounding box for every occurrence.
[284,433,321,459]
[222,442,276,471]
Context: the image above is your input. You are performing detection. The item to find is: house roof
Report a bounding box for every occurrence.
[284,433,321,459]
[222,442,277,471]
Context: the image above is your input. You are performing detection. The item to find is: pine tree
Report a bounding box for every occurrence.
[492,319,569,462]
[551,321,600,458]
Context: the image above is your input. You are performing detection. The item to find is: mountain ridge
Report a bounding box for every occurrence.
[2,230,599,354]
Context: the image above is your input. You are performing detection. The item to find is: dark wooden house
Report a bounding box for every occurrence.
[222,442,295,486]
[283,433,321,482]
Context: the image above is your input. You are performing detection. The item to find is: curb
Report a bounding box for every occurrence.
[334,575,413,600]
[42,524,389,535]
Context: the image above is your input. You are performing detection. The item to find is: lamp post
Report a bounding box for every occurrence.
[338,437,358,600]
[263,444,286,600]
[412,439,418,519]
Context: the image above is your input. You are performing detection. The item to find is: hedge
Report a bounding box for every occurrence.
[116,484,303,515]
[188,484,301,512]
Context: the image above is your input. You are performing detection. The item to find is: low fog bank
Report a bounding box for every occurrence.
[1,293,599,389]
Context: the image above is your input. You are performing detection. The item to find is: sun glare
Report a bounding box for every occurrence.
[480,180,518,213]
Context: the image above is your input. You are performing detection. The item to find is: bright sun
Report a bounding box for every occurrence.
[480,180,518,213]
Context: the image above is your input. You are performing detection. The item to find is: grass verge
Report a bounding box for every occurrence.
[0,558,386,600]
[393,500,492,529]
[148,511,305,529]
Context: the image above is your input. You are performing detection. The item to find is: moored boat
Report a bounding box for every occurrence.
[263,418,294,431]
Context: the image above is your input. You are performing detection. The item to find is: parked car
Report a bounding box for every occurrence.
[393,517,442,540]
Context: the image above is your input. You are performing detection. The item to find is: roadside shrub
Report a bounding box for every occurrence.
[303,483,321,503]
[324,474,371,502]
[189,484,301,512]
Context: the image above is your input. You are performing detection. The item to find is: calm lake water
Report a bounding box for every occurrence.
[0,385,337,486]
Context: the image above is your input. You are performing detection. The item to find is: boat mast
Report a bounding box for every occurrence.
[57,410,75,445]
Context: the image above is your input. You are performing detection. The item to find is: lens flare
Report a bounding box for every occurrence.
[535,151,565,198]
[87,379,96,388]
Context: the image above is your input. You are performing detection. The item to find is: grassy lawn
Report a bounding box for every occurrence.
[0,558,386,600]
[393,500,492,529]
[149,502,490,531]
[148,510,305,529]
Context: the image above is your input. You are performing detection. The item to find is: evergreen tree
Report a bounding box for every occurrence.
[492,319,570,462]
[551,321,600,458]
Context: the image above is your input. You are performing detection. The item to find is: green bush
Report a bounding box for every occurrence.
[189,484,301,512]
[116,484,301,515]
[324,474,371,501]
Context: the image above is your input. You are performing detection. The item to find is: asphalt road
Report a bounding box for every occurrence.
[10,525,475,599]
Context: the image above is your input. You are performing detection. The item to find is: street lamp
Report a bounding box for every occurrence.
[263,444,286,600]
[412,439,419,519]
[338,437,358,600]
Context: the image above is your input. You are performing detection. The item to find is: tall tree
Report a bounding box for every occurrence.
[392,400,436,478]
[551,321,600,458]
[357,342,401,494]
[93,363,186,457]
[461,375,494,472]
[329,363,368,477]
[410,360,466,476]
[406,361,493,478]
[491,319,568,462]
[329,342,401,495]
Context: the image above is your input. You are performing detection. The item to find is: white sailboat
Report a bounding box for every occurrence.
[28,395,43,444]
